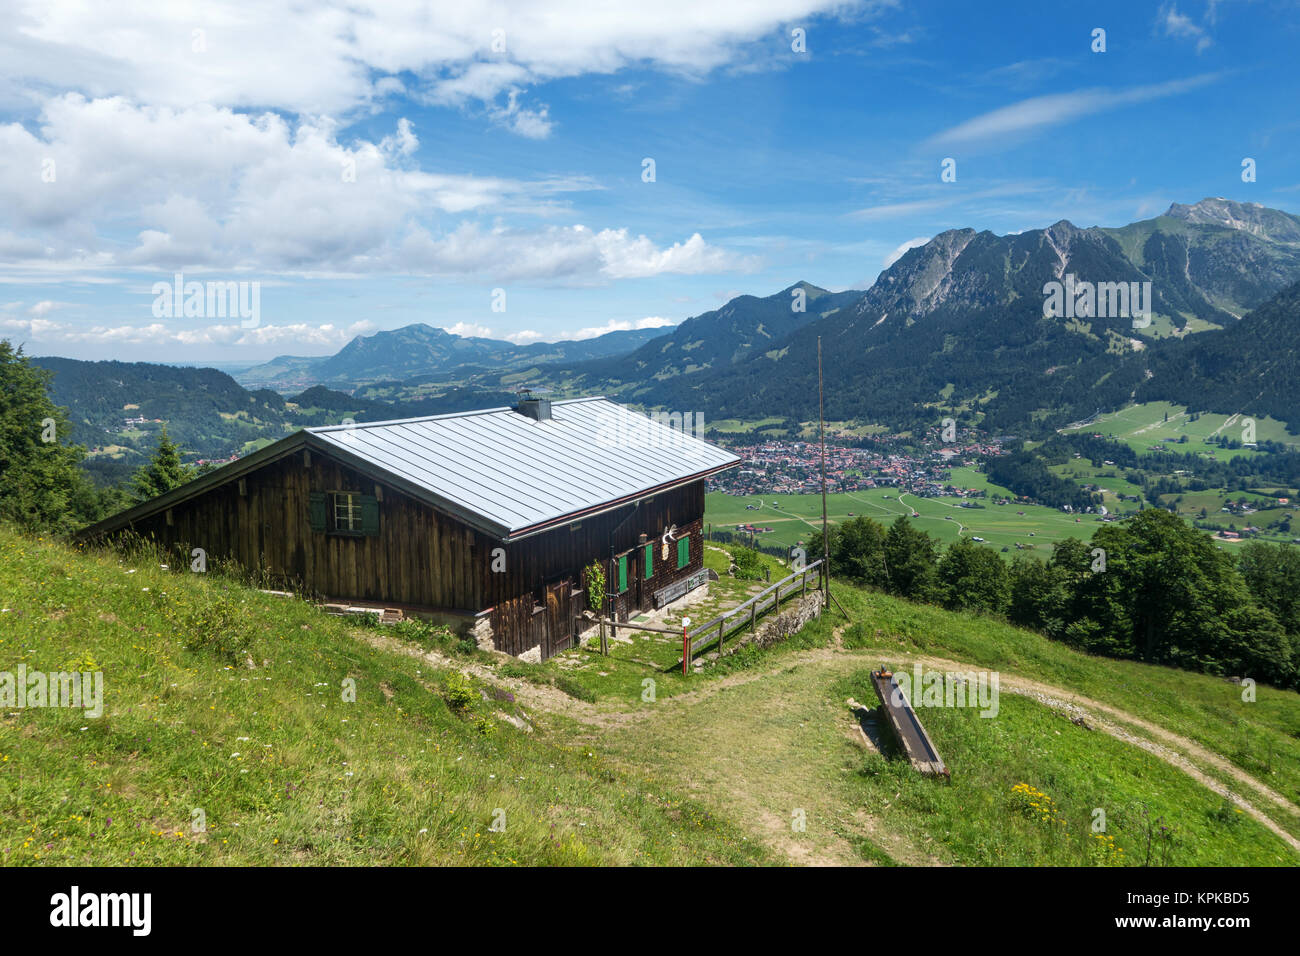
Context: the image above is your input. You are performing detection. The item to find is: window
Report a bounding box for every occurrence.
[333,492,363,532]
[644,543,654,580]
[677,534,690,569]
[617,554,628,593]
[309,491,379,536]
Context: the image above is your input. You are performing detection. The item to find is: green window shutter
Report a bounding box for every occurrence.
[360,494,380,535]
[677,535,690,569]
[309,492,327,532]
[644,543,654,580]
[618,554,628,593]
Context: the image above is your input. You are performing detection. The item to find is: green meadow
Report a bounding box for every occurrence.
[707,482,1105,556]
[3,527,1297,866]
[1061,402,1300,460]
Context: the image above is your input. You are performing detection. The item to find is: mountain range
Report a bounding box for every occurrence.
[634,198,1300,431]
[236,323,670,390]
[25,197,1300,483]
[231,196,1300,436]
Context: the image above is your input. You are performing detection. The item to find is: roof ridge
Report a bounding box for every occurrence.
[78,396,738,544]
[307,394,608,433]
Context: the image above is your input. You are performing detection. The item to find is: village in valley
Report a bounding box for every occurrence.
[700,407,1300,553]
[709,433,1004,500]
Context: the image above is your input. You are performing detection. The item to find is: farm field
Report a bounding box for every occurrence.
[1060,402,1300,460]
[707,482,1107,557]
[704,417,786,434]
[1159,492,1296,542]
[1050,402,1299,544]
[1048,460,1147,506]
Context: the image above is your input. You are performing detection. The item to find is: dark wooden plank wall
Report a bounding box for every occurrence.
[110,446,710,637]
[608,516,705,622]
[117,453,478,609]
[475,482,705,619]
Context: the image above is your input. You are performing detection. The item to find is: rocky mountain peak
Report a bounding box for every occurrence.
[1166,197,1300,244]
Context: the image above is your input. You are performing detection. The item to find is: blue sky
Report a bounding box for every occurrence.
[1,0,1297,363]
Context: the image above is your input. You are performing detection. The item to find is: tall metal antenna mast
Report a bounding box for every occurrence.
[819,337,829,604]
[818,336,848,619]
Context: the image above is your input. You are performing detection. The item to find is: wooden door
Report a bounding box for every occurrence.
[490,592,534,657]
[543,579,572,659]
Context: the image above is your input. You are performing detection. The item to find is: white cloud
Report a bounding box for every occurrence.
[380,117,419,158]
[393,223,756,281]
[883,236,930,268]
[441,322,496,338]
[849,182,1048,222]
[1158,3,1213,52]
[6,1,874,124]
[928,74,1220,150]
[0,316,375,350]
[504,329,544,345]
[566,316,676,340]
[433,319,673,344]
[852,198,951,222]
[0,316,64,338]
[0,97,748,281]
[488,92,554,139]
[0,1,827,305]
[594,229,760,278]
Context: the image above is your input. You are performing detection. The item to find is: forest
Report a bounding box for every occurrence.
[829,510,1300,689]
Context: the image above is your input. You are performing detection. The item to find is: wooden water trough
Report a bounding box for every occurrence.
[862,668,949,778]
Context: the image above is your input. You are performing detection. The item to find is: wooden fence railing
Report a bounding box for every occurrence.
[678,559,823,672]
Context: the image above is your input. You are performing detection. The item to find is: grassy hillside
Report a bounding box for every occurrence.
[0,528,765,866]
[1061,402,1300,459]
[506,547,1300,864]
[2,529,1297,866]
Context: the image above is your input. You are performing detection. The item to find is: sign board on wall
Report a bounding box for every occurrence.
[654,568,708,608]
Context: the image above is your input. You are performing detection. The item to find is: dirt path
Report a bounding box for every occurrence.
[354,627,1300,862]
[588,650,939,866]
[632,646,1300,856]
[352,629,601,721]
[894,652,1300,852]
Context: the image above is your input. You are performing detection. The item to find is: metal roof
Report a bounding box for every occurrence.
[307,397,738,538]
[78,397,739,542]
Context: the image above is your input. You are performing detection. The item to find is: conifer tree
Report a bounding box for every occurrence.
[130,426,195,502]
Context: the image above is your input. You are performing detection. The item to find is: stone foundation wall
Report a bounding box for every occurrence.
[469,614,495,652]
[733,591,824,652]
